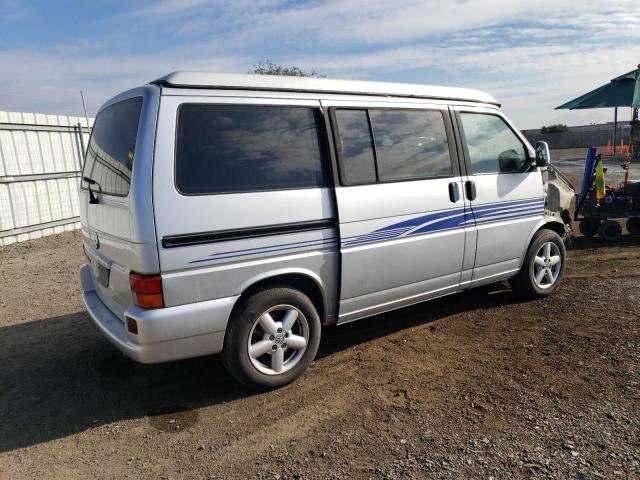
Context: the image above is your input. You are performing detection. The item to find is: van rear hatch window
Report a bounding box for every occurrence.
[82,97,143,196]
[175,104,328,195]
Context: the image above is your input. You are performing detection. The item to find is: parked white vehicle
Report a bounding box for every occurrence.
[79,72,570,388]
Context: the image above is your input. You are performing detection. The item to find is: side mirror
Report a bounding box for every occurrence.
[535,141,551,167]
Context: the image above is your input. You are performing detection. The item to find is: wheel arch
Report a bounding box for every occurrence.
[234,269,328,324]
[518,219,566,267]
[536,219,566,238]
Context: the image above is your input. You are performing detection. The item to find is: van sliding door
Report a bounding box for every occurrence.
[323,100,469,323]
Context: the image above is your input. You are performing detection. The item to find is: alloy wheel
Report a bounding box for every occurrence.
[247,304,309,375]
[532,242,561,289]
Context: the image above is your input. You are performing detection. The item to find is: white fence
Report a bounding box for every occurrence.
[0,110,93,246]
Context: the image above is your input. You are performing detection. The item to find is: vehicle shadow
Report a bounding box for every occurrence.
[0,283,525,453]
[567,233,640,251]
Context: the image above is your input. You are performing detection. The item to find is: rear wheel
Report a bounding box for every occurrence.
[626,217,640,235]
[598,220,622,242]
[509,230,566,299]
[578,218,600,237]
[220,287,321,390]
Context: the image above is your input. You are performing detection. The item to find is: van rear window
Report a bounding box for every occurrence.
[81,97,142,197]
[175,105,328,195]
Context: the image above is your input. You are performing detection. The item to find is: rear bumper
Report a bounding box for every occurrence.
[80,264,237,363]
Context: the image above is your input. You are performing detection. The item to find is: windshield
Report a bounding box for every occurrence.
[81,97,143,196]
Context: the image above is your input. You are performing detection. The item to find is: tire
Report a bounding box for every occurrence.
[578,218,600,237]
[220,287,321,390]
[509,230,566,299]
[598,220,622,242]
[626,217,640,235]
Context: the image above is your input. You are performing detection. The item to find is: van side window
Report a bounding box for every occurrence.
[460,113,527,174]
[334,109,377,185]
[369,110,452,181]
[176,105,328,195]
[334,108,453,185]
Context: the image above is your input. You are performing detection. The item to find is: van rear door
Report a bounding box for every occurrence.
[79,87,160,321]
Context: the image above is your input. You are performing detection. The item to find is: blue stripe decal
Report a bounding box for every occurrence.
[474,210,544,225]
[205,236,336,257]
[471,198,544,210]
[189,197,544,263]
[344,198,543,246]
[189,238,338,263]
[470,207,543,222]
[342,227,412,242]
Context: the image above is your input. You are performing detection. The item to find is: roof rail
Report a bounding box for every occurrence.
[151,71,500,106]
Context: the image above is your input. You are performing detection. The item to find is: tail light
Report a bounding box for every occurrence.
[129,272,164,309]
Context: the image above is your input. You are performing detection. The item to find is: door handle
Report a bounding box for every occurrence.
[448,182,460,202]
[465,180,477,201]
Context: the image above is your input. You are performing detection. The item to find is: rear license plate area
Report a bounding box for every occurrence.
[96,263,111,287]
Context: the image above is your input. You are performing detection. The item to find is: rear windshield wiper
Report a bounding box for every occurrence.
[82,176,102,204]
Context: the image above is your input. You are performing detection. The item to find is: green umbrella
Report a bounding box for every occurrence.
[555,66,640,155]
[556,66,640,109]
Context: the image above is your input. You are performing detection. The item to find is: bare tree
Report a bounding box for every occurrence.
[249,61,324,78]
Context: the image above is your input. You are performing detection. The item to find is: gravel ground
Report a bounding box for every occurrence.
[1,157,639,479]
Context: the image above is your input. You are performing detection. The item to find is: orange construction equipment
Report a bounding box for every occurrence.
[606,140,613,156]
[620,139,625,155]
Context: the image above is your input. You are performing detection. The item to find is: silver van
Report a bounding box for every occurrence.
[79,72,572,389]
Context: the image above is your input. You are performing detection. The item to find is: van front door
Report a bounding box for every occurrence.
[323,100,471,323]
[453,107,545,286]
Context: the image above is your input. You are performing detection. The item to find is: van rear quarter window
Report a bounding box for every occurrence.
[81,97,143,196]
[175,105,328,195]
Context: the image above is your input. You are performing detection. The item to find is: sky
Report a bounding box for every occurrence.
[0,0,639,129]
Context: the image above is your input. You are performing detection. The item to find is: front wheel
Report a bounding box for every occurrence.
[220,287,321,390]
[509,230,566,299]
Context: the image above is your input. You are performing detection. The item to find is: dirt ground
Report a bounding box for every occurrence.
[1,156,640,479]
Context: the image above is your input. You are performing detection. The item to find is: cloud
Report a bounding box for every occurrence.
[283,39,636,98]
[0,49,248,116]
[53,39,105,55]
[124,0,637,48]
[0,0,638,129]
[129,0,217,18]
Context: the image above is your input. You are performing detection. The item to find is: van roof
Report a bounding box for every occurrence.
[152,71,499,106]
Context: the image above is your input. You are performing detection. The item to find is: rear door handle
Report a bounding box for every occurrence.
[465,181,477,201]
[448,182,460,203]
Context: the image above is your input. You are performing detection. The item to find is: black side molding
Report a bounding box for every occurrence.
[162,219,336,249]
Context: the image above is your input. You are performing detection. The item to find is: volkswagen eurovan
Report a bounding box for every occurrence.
[79,72,571,388]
